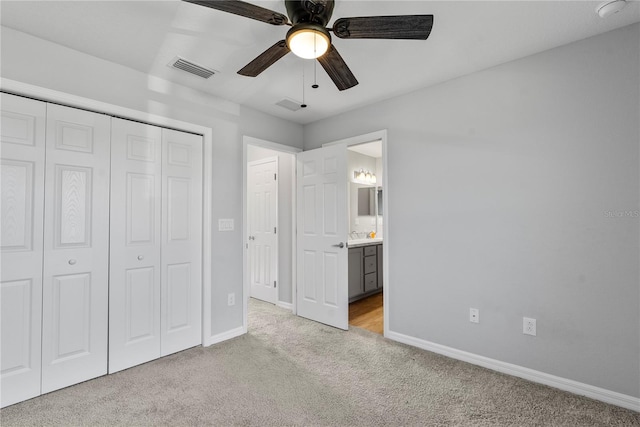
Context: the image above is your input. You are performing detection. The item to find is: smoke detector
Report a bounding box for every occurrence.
[596,0,627,18]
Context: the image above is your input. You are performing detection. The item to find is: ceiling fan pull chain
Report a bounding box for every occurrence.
[301,65,308,108]
[312,35,320,88]
[313,56,319,89]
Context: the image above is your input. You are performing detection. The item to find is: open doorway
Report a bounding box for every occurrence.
[245,130,388,337]
[346,140,384,335]
[243,137,301,329]
[294,130,388,334]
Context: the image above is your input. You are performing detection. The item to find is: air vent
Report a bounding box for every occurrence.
[276,98,303,112]
[168,56,216,79]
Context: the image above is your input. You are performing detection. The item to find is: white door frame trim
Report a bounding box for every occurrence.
[1,78,215,347]
[242,136,302,332]
[322,129,389,336]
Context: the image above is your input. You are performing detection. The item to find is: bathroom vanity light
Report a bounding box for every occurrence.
[354,169,377,184]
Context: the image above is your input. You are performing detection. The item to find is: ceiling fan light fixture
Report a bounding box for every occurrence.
[286,24,331,59]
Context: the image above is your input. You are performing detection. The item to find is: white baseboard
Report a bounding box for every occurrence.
[203,326,246,347]
[386,330,640,412]
[276,301,293,311]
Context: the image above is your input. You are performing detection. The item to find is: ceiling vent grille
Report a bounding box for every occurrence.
[276,98,303,112]
[169,56,216,79]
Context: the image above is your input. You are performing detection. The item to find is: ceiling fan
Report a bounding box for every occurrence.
[183,0,434,91]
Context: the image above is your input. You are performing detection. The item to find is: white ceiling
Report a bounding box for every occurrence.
[1,1,639,125]
[349,140,382,158]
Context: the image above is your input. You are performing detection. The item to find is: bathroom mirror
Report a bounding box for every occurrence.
[357,187,375,216]
[356,186,382,216]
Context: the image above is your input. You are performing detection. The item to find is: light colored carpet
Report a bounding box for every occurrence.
[1,299,638,426]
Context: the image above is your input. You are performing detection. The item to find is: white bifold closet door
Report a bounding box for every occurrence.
[40,103,111,393]
[1,94,111,406]
[108,119,162,373]
[1,93,46,407]
[160,128,202,356]
[109,119,202,374]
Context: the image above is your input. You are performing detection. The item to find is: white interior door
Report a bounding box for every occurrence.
[160,129,202,356]
[109,118,162,373]
[296,145,348,330]
[248,158,278,304]
[0,94,46,407]
[41,103,111,393]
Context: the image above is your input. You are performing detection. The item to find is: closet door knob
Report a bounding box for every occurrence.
[68,259,77,265]
[137,255,144,261]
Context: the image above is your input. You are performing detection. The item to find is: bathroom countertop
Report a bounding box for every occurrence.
[347,238,383,248]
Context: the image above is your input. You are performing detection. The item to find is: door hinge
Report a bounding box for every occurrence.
[274,227,277,234]
[274,173,277,180]
[274,281,277,288]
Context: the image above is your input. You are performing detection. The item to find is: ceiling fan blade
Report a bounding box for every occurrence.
[238,40,290,77]
[317,45,358,91]
[332,15,433,40]
[182,0,288,26]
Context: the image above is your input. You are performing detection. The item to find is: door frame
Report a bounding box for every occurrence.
[247,156,279,304]
[1,78,215,346]
[322,130,389,336]
[242,136,301,331]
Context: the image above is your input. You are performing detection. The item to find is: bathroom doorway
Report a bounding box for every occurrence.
[346,139,385,335]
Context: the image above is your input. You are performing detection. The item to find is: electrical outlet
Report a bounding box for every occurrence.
[469,308,479,323]
[523,317,536,336]
[227,293,235,306]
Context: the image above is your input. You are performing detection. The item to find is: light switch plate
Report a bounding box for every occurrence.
[218,218,234,231]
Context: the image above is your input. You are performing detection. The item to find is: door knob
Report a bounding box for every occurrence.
[68,259,77,265]
[137,255,144,261]
[332,242,345,248]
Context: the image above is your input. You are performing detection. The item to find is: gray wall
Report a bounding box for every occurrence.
[305,24,640,397]
[247,145,295,305]
[0,26,304,337]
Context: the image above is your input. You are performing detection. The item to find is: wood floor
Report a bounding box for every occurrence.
[349,292,383,335]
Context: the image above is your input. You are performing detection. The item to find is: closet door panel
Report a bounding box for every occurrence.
[108,118,162,373]
[41,104,110,393]
[49,273,92,358]
[0,94,46,407]
[161,129,202,356]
